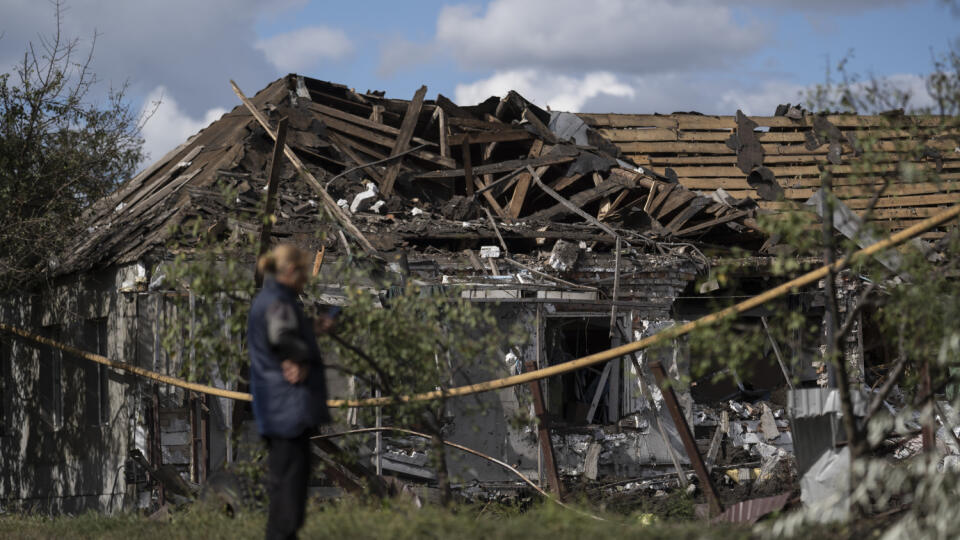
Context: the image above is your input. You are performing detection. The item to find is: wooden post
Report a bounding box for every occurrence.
[525,361,564,499]
[649,361,723,516]
[761,317,794,391]
[608,236,621,339]
[231,81,378,256]
[381,85,427,196]
[438,107,448,158]
[461,140,474,197]
[256,115,289,286]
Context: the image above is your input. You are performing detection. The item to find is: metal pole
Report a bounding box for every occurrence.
[649,360,723,516]
[525,361,564,500]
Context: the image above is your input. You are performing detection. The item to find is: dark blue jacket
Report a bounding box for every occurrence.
[248,278,331,438]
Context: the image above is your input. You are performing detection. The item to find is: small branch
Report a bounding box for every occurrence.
[327,332,394,396]
[864,353,910,424]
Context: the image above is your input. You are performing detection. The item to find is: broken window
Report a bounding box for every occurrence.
[544,317,615,425]
[83,318,109,427]
[38,325,63,430]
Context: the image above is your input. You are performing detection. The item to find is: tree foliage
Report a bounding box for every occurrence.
[157,183,526,500]
[0,2,144,290]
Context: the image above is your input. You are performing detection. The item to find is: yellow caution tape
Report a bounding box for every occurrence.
[2,203,958,408]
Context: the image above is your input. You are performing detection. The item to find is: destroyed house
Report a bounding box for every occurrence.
[1,74,958,513]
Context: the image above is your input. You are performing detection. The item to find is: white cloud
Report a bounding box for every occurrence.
[0,0,310,119]
[454,69,635,112]
[727,0,922,13]
[254,26,354,73]
[718,73,936,116]
[139,87,227,161]
[377,38,439,78]
[718,80,808,116]
[436,0,766,74]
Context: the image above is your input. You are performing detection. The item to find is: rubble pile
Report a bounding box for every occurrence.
[64,75,764,274]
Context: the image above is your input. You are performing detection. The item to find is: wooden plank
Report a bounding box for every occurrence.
[524,360,565,499]
[656,189,697,218]
[438,107,448,158]
[666,160,955,179]
[309,101,434,147]
[645,182,676,216]
[664,197,709,233]
[598,127,679,142]
[462,140,474,197]
[675,209,750,236]
[328,132,384,184]
[602,126,960,144]
[578,113,678,129]
[415,154,575,179]
[317,112,455,168]
[507,141,545,218]
[448,130,534,145]
[447,116,517,131]
[522,108,558,144]
[256,117,289,262]
[713,181,960,202]
[549,173,585,192]
[380,85,427,196]
[526,173,627,225]
[618,139,955,156]
[643,181,659,214]
[674,173,960,191]
[641,152,960,167]
[122,145,205,211]
[579,112,946,130]
[756,191,960,210]
[527,167,621,239]
[603,189,632,219]
[231,80,377,255]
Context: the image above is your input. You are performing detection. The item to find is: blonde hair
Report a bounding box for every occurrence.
[257,244,309,277]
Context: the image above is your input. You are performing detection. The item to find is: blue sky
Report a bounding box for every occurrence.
[1,0,958,161]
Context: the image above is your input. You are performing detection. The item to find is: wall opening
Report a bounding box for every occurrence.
[544,317,613,425]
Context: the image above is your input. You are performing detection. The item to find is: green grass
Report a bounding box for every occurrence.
[0,499,755,540]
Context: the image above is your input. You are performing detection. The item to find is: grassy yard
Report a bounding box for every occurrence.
[0,499,756,540]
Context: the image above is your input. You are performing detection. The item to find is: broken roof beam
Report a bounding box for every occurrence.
[447,130,534,145]
[308,101,438,148]
[415,154,575,179]
[507,140,546,219]
[230,80,378,255]
[380,85,426,196]
[315,106,455,169]
[526,172,629,223]
[526,166,622,239]
[256,116,289,263]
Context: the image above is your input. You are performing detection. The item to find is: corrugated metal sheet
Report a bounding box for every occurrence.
[712,492,793,524]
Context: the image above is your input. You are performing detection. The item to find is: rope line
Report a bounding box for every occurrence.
[2,203,957,407]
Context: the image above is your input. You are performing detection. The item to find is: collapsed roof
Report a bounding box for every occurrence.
[60,75,960,275]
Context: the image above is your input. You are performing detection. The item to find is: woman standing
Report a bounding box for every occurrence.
[247,244,332,540]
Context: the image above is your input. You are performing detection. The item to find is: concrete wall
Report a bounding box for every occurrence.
[0,265,143,513]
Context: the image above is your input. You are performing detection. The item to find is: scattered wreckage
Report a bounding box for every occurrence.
[1,73,959,523]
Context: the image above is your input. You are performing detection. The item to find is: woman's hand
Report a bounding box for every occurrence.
[281,359,310,384]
